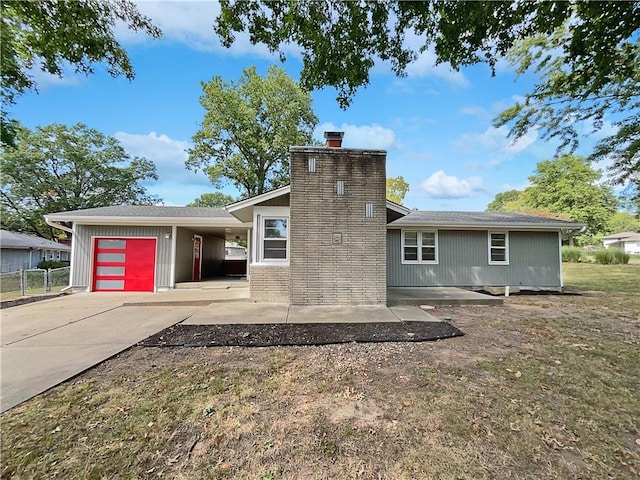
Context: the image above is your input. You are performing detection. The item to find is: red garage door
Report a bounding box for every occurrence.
[93,238,156,292]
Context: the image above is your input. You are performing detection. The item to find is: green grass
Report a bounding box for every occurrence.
[563,262,639,293]
[2,262,639,479]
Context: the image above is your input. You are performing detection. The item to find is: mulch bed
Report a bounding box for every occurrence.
[139,321,463,348]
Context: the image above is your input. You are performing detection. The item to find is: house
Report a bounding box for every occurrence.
[45,132,584,301]
[602,231,640,255]
[0,229,71,273]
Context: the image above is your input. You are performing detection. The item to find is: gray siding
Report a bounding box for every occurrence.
[387,229,561,287]
[1,250,36,272]
[174,227,194,283]
[72,225,173,290]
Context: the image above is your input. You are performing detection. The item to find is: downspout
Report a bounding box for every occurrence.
[45,218,75,290]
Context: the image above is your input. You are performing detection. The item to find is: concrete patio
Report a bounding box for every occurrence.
[387,286,503,306]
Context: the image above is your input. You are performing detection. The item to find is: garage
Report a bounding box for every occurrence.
[92,237,156,292]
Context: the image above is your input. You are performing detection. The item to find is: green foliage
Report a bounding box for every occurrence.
[215,2,636,108]
[494,19,639,203]
[486,190,523,212]
[187,192,235,208]
[187,65,317,198]
[607,211,640,235]
[561,247,583,263]
[37,260,66,270]
[386,176,409,204]
[593,248,630,265]
[1,123,159,239]
[1,0,161,147]
[523,155,618,241]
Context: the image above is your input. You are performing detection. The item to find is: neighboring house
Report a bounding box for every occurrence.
[225,242,247,260]
[0,230,71,273]
[45,132,584,301]
[602,232,640,255]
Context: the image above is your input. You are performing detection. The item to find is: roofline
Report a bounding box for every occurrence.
[386,200,410,215]
[387,222,586,231]
[44,214,247,228]
[226,185,291,213]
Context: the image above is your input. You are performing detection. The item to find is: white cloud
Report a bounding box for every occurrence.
[453,125,537,156]
[315,122,396,150]
[118,1,297,58]
[420,170,485,199]
[405,49,470,87]
[114,131,210,191]
[501,182,530,192]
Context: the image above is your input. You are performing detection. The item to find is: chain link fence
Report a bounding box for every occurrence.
[0,267,70,300]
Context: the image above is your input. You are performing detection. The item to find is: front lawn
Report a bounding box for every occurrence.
[2,264,639,479]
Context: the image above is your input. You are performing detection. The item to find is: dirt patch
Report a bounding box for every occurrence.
[139,321,463,347]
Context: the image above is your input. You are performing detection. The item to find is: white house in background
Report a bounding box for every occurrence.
[602,231,640,255]
[0,230,71,273]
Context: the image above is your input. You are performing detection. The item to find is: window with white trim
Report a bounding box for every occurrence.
[263,217,288,259]
[402,230,438,263]
[488,232,509,264]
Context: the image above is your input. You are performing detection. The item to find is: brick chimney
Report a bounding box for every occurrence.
[324,131,344,148]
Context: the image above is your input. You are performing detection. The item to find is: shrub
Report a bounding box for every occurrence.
[593,248,630,265]
[562,247,583,263]
[37,260,66,270]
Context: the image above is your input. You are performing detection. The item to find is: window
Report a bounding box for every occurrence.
[402,230,438,263]
[489,232,509,264]
[253,206,290,264]
[263,218,288,259]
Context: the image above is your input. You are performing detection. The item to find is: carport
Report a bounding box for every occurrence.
[45,205,251,292]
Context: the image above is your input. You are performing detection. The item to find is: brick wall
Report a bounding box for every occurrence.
[289,147,387,305]
[250,265,290,302]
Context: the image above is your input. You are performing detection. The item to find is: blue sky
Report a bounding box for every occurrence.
[11,1,614,211]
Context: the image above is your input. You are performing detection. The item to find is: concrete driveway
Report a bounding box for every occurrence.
[0,285,248,413]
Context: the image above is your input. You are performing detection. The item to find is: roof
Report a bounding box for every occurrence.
[46,205,233,219]
[226,184,411,220]
[0,230,71,251]
[388,211,585,230]
[602,231,640,241]
[44,205,244,228]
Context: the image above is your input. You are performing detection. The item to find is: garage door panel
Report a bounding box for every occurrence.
[93,238,156,292]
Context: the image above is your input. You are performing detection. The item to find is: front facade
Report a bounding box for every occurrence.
[45,132,584,300]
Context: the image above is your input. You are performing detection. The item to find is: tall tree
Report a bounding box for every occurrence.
[1,0,162,146]
[607,212,640,235]
[215,1,637,107]
[186,65,318,198]
[522,155,618,241]
[1,123,159,238]
[386,176,409,204]
[494,22,639,208]
[187,192,235,208]
[486,190,523,213]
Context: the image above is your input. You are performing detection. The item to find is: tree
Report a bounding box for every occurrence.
[494,22,639,207]
[187,192,236,208]
[1,0,162,146]
[1,123,159,239]
[186,65,318,198]
[522,155,618,242]
[386,176,409,204]
[607,212,640,235]
[486,190,523,212]
[215,1,637,107]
